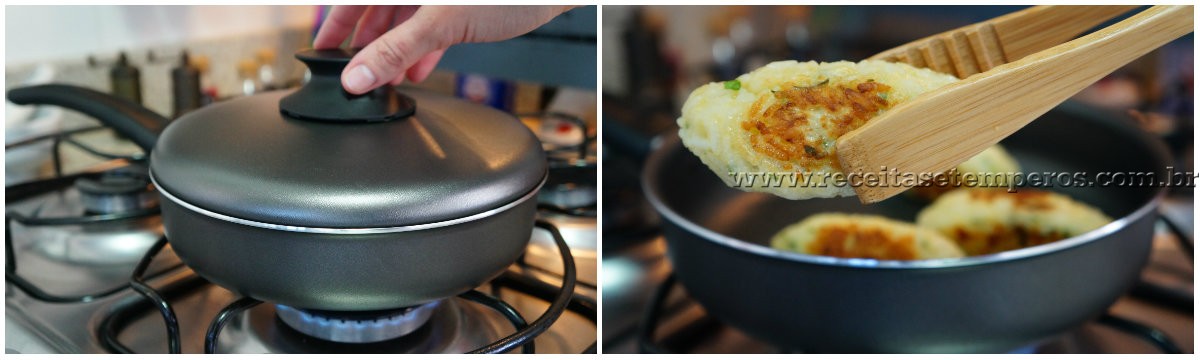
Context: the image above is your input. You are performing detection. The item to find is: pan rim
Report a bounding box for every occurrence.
[643,142,1168,270]
[150,170,546,234]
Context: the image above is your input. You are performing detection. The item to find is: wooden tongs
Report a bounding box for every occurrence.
[836,5,1193,203]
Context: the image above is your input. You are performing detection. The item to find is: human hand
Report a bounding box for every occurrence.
[313,5,574,94]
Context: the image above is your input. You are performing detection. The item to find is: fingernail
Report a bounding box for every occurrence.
[344,65,376,93]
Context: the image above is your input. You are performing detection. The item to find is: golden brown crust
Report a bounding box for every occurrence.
[679,60,960,199]
[949,223,1068,255]
[741,80,893,171]
[953,190,1066,254]
[918,189,1110,256]
[773,213,965,260]
[808,223,919,260]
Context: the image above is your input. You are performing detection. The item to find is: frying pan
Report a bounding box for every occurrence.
[6,50,548,312]
[641,101,1171,352]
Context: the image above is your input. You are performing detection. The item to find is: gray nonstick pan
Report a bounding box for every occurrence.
[641,101,1172,353]
[7,49,548,312]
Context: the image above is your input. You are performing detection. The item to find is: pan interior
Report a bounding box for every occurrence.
[649,102,1169,259]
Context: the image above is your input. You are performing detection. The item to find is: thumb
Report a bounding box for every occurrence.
[341,17,448,94]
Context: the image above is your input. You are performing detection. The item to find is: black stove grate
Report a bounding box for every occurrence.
[6,176,166,304]
[97,221,595,354]
[204,296,263,354]
[1095,313,1182,353]
[7,109,598,354]
[128,237,182,353]
[5,125,145,181]
[538,202,598,217]
[5,125,164,303]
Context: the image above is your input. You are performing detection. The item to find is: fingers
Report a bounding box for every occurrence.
[312,5,368,49]
[406,49,445,83]
[387,49,446,85]
[332,5,571,93]
[341,14,448,94]
[349,6,397,49]
[392,5,420,29]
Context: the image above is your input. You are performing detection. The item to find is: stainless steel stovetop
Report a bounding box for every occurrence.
[5,160,597,354]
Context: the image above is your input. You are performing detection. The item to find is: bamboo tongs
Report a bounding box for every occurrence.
[836,5,1193,203]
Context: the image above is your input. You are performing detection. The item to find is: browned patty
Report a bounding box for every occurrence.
[917,189,1113,256]
[741,80,893,171]
[806,222,919,260]
[771,213,965,260]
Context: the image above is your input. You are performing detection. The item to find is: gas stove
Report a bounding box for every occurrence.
[5,126,597,354]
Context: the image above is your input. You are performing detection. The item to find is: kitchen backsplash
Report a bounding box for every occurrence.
[5,25,591,178]
[6,26,313,118]
[6,25,562,128]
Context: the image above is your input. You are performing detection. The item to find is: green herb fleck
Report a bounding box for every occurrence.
[879,92,889,101]
[724,80,741,90]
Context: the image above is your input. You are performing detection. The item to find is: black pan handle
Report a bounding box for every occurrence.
[7,84,166,153]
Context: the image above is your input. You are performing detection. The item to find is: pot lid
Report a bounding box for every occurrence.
[150,49,546,229]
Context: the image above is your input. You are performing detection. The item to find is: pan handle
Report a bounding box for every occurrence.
[7,84,166,153]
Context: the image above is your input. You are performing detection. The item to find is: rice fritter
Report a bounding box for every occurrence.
[678,60,959,200]
[771,213,965,260]
[908,144,1022,200]
[916,189,1113,256]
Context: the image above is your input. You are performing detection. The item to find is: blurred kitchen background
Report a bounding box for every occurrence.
[6,5,597,184]
[601,5,1193,353]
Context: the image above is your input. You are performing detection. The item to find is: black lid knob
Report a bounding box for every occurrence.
[279,48,415,123]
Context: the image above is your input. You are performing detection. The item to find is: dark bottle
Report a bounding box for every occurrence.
[110,52,142,105]
[172,50,203,118]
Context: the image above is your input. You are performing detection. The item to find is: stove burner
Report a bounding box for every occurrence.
[275,302,441,343]
[101,221,593,354]
[538,183,598,211]
[74,165,158,214]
